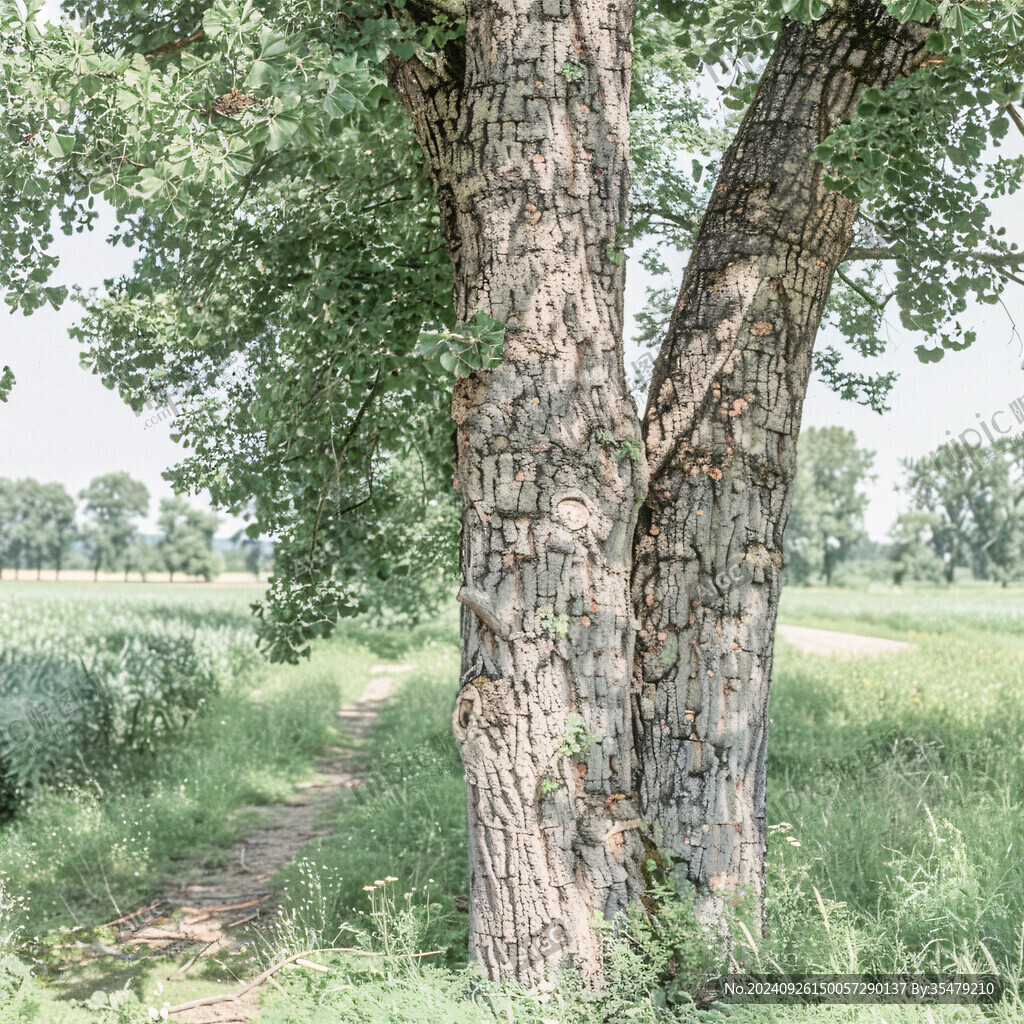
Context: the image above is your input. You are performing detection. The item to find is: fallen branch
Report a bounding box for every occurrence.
[167,940,218,982]
[181,898,261,924]
[164,947,444,1015]
[101,901,164,930]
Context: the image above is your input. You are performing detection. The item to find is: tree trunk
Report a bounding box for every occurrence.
[632,6,932,925]
[391,0,644,985]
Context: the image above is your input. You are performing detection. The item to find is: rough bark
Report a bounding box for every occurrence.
[391,0,645,985]
[632,4,933,924]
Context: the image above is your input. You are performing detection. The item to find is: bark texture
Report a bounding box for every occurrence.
[392,0,644,984]
[632,4,933,923]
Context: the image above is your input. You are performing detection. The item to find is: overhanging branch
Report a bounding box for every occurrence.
[145,29,204,61]
[844,245,1024,266]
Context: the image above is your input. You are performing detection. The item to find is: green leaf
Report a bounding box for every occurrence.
[244,60,278,88]
[202,2,233,39]
[258,28,291,60]
[942,1,985,33]
[267,113,301,152]
[391,39,419,60]
[914,345,945,363]
[993,9,1024,43]
[415,311,507,378]
[45,133,75,158]
[323,88,357,120]
[43,285,68,309]
[781,0,828,20]
[886,0,935,21]
[135,176,165,198]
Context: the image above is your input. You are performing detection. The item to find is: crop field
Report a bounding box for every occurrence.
[0,584,263,820]
[0,583,1021,1022]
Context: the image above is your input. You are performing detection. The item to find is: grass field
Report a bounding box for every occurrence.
[0,583,1022,1022]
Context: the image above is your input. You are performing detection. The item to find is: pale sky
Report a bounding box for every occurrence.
[1,134,1022,541]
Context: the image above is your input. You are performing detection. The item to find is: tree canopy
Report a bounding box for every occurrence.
[2,0,1023,657]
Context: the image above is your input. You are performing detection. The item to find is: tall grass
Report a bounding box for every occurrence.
[2,586,1023,1022]
[257,589,1024,1023]
[0,585,376,953]
[0,585,263,817]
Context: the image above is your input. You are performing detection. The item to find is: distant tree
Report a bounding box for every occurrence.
[125,537,164,582]
[39,482,77,578]
[232,531,272,580]
[785,427,875,586]
[0,478,20,579]
[901,436,1024,585]
[16,479,50,578]
[157,497,220,582]
[79,473,150,581]
[962,439,1024,585]
[899,457,971,582]
[888,511,946,585]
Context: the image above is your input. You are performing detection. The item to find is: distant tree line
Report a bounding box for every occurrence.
[0,472,243,581]
[785,428,1024,587]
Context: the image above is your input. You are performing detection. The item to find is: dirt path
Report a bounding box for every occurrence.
[777,624,911,657]
[89,665,410,1023]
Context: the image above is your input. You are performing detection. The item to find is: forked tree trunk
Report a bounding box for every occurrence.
[631,5,932,924]
[392,0,645,984]
[393,0,936,987]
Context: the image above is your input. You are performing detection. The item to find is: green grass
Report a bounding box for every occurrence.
[257,588,1024,1023]
[0,585,379,1022]
[0,582,268,819]
[752,599,1024,1022]
[3,585,1024,1022]
[1,643,372,942]
[778,582,1024,637]
[266,636,469,969]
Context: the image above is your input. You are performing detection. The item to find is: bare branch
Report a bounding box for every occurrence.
[164,947,444,1015]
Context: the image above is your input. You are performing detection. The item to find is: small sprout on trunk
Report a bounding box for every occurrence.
[559,712,598,757]
[541,777,562,797]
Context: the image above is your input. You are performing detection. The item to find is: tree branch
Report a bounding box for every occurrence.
[385,51,464,272]
[834,267,888,310]
[1007,102,1024,140]
[405,0,465,18]
[844,245,1024,266]
[145,29,204,61]
[164,947,444,1015]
